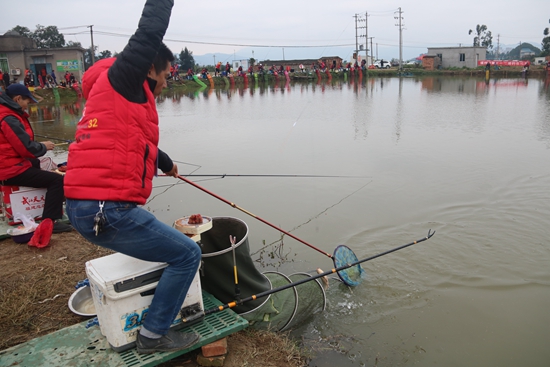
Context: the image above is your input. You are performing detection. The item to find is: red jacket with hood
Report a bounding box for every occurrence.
[0,92,47,180]
[64,59,160,204]
[64,0,175,204]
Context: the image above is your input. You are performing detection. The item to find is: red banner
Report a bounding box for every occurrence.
[478,60,530,67]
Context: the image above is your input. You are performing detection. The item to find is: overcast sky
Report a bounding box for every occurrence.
[3,0,549,63]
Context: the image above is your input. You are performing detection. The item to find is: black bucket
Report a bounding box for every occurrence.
[200,217,271,313]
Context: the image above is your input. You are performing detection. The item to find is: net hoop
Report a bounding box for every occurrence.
[288,272,327,313]
[333,245,365,287]
[262,271,299,331]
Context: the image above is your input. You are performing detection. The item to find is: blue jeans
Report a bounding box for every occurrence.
[66,199,201,335]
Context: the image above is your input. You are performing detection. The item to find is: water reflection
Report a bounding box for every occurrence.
[28,99,82,126]
[420,76,531,95]
[32,76,550,150]
[28,99,82,144]
[29,77,550,134]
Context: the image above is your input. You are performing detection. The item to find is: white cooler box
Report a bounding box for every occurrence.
[85,252,204,352]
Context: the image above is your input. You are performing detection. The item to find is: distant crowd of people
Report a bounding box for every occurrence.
[164,57,550,85]
[0,68,79,91]
[27,69,78,89]
[178,58,365,80]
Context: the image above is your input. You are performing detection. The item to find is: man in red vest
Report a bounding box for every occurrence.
[64,0,201,354]
[0,84,72,233]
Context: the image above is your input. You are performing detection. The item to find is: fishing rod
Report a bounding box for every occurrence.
[162,174,369,179]
[34,134,73,144]
[198,230,435,317]
[176,174,333,258]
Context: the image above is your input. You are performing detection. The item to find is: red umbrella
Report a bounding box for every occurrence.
[28,218,53,248]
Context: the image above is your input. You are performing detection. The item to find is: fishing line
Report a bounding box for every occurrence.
[318,19,352,59]
[172,160,202,169]
[250,180,372,256]
[279,101,310,153]
[293,102,310,127]
[152,178,219,189]
[146,161,203,204]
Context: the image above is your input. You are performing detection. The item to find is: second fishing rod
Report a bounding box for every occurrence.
[34,134,73,144]
[195,230,436,317]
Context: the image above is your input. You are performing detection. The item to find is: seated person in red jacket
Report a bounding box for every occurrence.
[0,84,72,233]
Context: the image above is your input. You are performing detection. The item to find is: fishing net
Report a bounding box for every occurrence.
[284,272,327,330]
[333,245,366,286]
[240,271,298,331]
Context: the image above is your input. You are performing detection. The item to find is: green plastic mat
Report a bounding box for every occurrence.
[0,291,248,367]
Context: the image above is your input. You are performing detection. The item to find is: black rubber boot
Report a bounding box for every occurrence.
[52,222,73,233]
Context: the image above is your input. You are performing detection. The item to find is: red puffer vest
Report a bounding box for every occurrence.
[64,60,159,204]
[0,106,34,180]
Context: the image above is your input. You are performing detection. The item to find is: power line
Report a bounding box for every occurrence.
[57,25,90,30]
[70,29,358,48]
[153,37,355,48]
[62,31,89,36]
[168,38,356,48]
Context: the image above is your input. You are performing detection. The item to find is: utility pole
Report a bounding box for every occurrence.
[213,55,216,66]
[354,14,367,63]
[87,25,95,65]
[370,37,378,58]
[368,38,374,62]
[354,14,359,62]
[496,34,500,60]
[394,8,404,70]
[365,12,369,65]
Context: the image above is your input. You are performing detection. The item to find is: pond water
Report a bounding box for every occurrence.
[31,76,550,366]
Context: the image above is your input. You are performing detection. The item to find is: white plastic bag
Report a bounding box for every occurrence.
[40,156,58,171]
[7,213,39,235]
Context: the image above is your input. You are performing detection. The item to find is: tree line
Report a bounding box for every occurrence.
[8,25,196,71]
[469,23,550,60]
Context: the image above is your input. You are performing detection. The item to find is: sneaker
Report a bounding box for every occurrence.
[136,330,200,354]
[52,222,73,233]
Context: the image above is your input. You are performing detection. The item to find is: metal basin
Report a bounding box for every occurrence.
[68,286,96,317]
